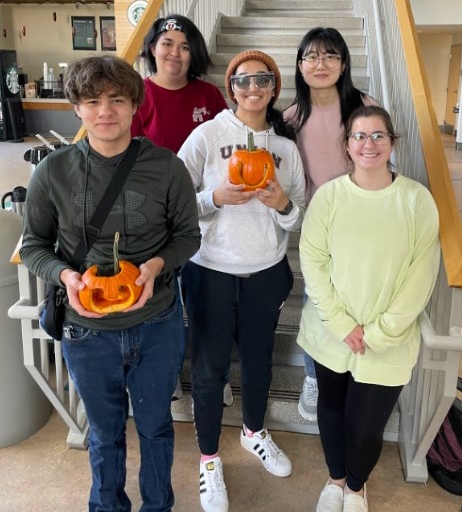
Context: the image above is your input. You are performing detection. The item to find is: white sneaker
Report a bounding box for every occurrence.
[199,456,229,512]
[172,376,183,401]
[298,376,318,422]
[343,485,368,512]
[316,481,344,512]
[240,426,292,477]
[223,383,234,407]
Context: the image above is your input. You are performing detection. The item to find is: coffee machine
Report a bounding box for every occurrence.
[23,145,52,173]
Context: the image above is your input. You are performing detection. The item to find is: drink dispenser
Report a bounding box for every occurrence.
[1,186,27,216]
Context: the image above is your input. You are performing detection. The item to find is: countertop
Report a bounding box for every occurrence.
[21,98,73,111]
[22,98,68,102]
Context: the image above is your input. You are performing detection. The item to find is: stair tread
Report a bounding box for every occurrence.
[212,53,368,67]
[171,389,400,437]
[216,34,366,47]
[245,0,354,10]
[222,16,363,29]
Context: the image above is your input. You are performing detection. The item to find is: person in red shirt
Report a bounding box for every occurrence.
[131,14,228,154]
[131,14,231,402]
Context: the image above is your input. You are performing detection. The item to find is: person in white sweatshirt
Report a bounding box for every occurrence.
[178,50,306,512]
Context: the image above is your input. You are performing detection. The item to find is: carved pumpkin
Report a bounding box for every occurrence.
[79,232,142,314]
[228,131,275,191]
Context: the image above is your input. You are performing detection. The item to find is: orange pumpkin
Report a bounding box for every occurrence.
[228,131,275,191]
[79,232,142,314]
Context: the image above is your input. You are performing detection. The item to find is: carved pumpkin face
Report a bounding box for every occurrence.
[228,131,275,191]
[79,260,142,314]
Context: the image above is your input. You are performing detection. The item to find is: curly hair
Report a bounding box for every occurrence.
[64,55,145,106]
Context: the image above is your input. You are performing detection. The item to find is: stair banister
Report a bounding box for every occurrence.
[355,0,462,482]
[371,0,391,110]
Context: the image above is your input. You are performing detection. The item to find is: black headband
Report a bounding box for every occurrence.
[158,18,184,35]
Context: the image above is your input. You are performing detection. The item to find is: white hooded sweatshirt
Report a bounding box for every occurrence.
[178,109,306,275]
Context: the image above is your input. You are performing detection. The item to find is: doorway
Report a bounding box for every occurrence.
[444,44,461,134]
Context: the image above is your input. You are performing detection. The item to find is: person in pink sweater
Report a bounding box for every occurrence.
[284,27,377,423]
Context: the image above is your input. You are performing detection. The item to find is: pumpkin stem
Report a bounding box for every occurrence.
[113,231,120,276]
[247,131,255,151]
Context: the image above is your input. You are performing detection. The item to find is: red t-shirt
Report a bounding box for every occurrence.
[131,77,228,154]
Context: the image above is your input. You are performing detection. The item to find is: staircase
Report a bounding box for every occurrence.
[207,0,369,110]
[172,0,400,441]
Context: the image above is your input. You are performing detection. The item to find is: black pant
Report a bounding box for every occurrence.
[314,360,403,491]
[182,258,293,455]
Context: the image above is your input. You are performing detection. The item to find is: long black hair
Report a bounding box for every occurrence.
[291,27,367,133]
[268,106,296,141]
[142,14,212,79]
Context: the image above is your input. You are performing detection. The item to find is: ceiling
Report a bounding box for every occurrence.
[0,0,113,3]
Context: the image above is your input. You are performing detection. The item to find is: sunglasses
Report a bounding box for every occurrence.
[230,73,275,91]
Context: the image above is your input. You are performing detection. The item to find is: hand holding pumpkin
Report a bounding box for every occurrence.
[60,268,106,319]
[254,178,290,211]
[121,256,165,313]
[79,232,143,314]
[212,180,254,208]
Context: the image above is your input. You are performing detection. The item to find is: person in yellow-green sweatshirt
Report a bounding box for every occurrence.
[297,105,440,512]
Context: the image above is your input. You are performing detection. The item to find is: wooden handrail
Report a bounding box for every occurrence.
[73,0,164,143]
[396,0,462,287]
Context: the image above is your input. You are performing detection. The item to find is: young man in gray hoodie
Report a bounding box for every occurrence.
[20,55,201,512]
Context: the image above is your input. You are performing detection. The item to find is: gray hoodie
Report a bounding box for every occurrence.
[178,109,306,275]
[20,136,201,330]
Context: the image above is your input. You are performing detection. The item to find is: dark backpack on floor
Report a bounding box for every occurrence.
[427,398,462,495]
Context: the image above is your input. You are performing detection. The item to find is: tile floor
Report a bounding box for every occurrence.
[0,135,462,511]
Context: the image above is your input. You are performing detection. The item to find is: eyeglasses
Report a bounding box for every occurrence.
[349,131,392,145]
[301,54,342,69]
[230,73,275,91]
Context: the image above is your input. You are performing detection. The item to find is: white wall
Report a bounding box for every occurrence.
[0,6,15,51]
[418,33,453,125]
[411,0,462,25]
[410,0,462,125]
[4,4,115,82]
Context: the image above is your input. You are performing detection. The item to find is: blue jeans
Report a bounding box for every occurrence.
[62,303,180,512]
[303,350,316,378]
[174,269,187,377]
[302,293,316,379]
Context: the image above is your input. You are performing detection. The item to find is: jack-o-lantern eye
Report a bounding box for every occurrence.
[228,132,275,191]
[79,232,142,314]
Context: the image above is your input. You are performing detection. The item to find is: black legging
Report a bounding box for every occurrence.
[314,360,403,491]
[183,258,293,456]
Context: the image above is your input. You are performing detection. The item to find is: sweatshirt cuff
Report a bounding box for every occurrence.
[201,190,221,214]
[51,263,73,287]
[327,315,358,343]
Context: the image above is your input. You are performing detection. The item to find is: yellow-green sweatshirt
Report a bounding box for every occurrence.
[297,173,440,386]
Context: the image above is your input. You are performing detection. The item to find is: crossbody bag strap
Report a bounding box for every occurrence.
[72,138,141,268]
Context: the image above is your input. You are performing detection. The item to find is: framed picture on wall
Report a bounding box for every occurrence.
[100,16,116,51]
[71,16,97,51]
